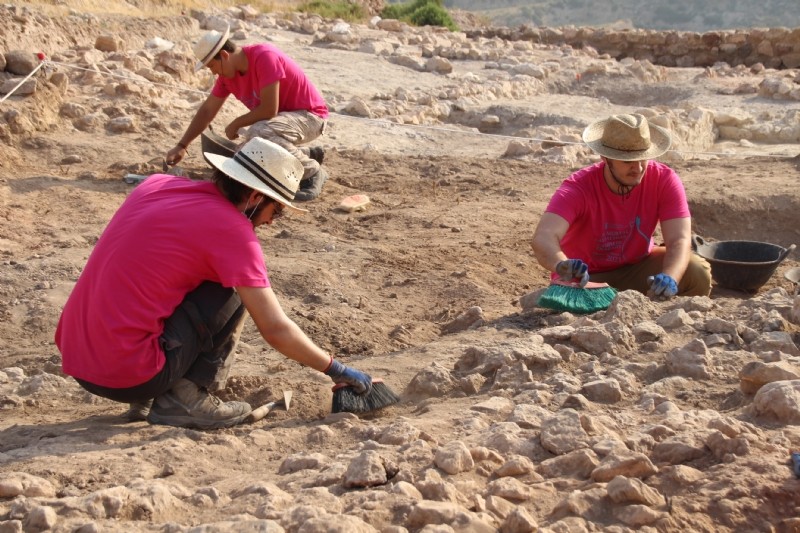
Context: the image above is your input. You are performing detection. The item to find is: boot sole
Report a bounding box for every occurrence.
[147,411,251,430]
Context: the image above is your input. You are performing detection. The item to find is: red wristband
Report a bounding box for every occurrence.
[323,355,334,373]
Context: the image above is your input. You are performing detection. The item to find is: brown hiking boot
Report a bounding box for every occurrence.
[147,378,251,429]
[122,399,152,422]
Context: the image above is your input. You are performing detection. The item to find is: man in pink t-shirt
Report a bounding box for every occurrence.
[57,139,373,429]
[166,26,330,201]
[532,114,711,298]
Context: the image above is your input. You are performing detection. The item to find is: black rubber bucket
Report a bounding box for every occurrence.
[200,127,237,167]
[693,235,796,293]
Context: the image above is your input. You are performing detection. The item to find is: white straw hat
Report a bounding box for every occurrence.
[192,25,230,72]
[582,113,672,161]
[205,138,307,214]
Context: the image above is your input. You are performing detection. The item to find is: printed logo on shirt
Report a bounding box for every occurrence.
[240,90,261,109]
[593,218,650,265]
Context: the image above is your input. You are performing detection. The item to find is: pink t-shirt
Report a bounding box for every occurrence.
[55,175,270,388]
[211,43,329,119]
[545,160,690,274]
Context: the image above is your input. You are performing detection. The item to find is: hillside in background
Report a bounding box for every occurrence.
[17,0,800,31]
[444,0,800,31]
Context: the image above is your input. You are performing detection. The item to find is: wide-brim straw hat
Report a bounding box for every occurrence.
[205,138,307,214]
[192,25,230,72]
[582,113,672,161]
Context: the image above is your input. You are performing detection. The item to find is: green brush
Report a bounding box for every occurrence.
[537,280,617,313]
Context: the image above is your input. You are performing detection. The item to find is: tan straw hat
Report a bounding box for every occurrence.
[582,113,671,161]
[205,137,307,214]
[192,25,230,72]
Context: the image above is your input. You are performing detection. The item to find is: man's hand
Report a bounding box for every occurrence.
[225,122,240,141]
[647,273,678,299]
[166,144,187,166]
[324,359,373,394]
[555,259,589,287]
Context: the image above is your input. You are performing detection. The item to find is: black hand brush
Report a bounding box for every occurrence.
[331,379,400,414]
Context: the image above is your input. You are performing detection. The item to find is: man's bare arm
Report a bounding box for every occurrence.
[658,217,693,282]
[166,94,226,165]
[236,285,330,372]
[532,212,571,272]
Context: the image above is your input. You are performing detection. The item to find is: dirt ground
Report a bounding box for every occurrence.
[1,4,800,533]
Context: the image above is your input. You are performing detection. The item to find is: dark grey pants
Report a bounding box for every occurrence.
[76,282,247,403]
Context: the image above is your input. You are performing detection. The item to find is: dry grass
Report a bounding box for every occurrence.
[17,0,303,17]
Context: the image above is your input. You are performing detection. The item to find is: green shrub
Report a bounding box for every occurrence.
[382,0,433,19]
[298,0,366,22]
[382,0,459,31]
[409,3,458,29]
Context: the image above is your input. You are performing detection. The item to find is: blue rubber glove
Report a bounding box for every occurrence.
[324,359,372,395]
[555,259,589,287]
[647,273,678,299]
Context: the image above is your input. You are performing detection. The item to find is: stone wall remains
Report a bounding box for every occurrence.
[466,25,800,69]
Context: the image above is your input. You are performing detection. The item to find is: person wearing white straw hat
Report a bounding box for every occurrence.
[56,138,372,429]
[165,25,330,201]
[531,113,711,299]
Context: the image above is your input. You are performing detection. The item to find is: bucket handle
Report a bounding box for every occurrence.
[778,244,796,263]
[691,234,706,252]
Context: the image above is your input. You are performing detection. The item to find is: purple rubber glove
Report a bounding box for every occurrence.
[647,273,678,299]
[555,259,589,287]
[324,359,372,394]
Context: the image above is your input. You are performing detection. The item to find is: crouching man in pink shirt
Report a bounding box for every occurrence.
[57,139,371,429]
[166,26,330,201]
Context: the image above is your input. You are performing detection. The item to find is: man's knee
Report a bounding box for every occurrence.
[679,255,712,296]
[244,121,280,144]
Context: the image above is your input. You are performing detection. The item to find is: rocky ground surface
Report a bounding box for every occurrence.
[1,4,800,533]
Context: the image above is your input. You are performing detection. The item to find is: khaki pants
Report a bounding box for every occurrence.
[589,247,712,296]
[243,111,327,180]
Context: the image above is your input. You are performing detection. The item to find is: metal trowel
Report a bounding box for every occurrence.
[244,390,293,423]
